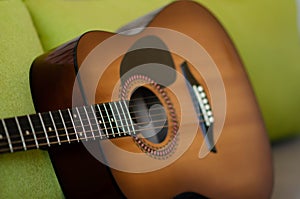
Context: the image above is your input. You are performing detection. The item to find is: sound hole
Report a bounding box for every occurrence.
[129,87,168,144]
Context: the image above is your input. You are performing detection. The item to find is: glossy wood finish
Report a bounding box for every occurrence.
[30,1,273,198]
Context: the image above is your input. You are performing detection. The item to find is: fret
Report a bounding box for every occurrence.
[0,120,10,153]
[97,104,109,138]
[1,119,13,152]
[3,118,25,152]
[112,102,125,136]
[122,101,136,135]
[103,103,115,137]
[67,108,79,142]
[16,115,38,150]
[71,108,84,141]
[49,111,61,145]
[58,110,70,143]
[27,115,39,149]
[38,113,50,146]
[83,106,95,140]
[50,110,71,144]
[27,115,40,149]
[29,114,49,148]
[90,105,103,139]
[15,117,26,151]
[58,109,77,143]
[40,112,63,146]
[117,101,130,135]
[109,103,121,137]
[0,101,137,155]
[75,107,88,141]
[85,105,102,140]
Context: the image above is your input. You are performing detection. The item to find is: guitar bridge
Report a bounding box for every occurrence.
[192,85,214,128]
[181,61,217,153]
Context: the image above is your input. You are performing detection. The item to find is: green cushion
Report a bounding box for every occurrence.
[199,0,300,141]
[24,0,172,50]
[0,0,63,198]
[26,0,300,141]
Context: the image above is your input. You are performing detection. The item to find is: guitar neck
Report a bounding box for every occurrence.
[0,101,135,154]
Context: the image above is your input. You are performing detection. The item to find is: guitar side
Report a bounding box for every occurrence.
[30,32,126,198]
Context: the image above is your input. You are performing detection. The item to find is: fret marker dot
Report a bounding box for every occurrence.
[48,127,53,131]
[25,130,30,135]
[99,120,102,124]
[73,114,77,118]
[0,134,3,139]
[111,118,114,122]
[79,132,83,137]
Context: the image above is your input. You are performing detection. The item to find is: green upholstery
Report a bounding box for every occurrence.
[0,0,63,198]
[0,0,299,198]
[25,0,172,50]
[200,0,300,141]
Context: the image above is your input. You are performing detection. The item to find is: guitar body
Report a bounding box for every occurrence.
[30,1,273,199]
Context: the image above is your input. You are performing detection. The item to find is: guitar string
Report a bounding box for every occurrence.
[0,102,207,140]
[0,112,204,145]
[1,105,180,139]
[0,101,210,147]
[0,121,188,154]
[0,117,206,152]
[0,112,208,149]
[0,89,207,127]
[0,90,212,150]
[0,120,168,146]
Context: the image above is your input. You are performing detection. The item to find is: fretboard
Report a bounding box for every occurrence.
[0,101,135,154]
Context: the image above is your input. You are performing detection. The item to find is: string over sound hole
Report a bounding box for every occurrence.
[129,87,168,144]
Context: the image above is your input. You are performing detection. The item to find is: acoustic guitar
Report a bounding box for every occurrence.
[0,1,273,198]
